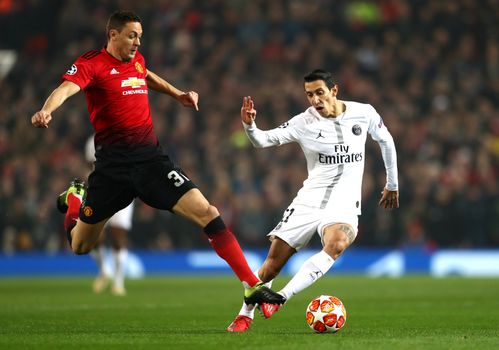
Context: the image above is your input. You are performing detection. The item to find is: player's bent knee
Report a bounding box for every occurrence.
[192,204,221,229]
[70,222,104,255]
[325,239,349,260]
[337,241,349,255]
[205,204,220,221]
[71,242,93,255]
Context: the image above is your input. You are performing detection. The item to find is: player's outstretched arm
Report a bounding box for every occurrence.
[146,69,198,110]
[241,95,296,148]
[374,128,398,210]
[31,80,80,128]
[241,96,257,125]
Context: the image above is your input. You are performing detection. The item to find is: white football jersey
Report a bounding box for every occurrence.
[243,101,398,215]
[85,135,97,163]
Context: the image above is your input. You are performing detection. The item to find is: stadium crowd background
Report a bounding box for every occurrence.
[0,0,497,254]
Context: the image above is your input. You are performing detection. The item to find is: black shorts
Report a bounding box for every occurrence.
[79,144,197,224]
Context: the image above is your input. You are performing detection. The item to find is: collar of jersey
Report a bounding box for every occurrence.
[309,106,345,121]
[101,47,136,65]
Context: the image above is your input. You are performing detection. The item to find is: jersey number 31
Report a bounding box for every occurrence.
[167,170,190,187]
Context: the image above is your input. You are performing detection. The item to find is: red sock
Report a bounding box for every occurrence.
[63,193,81,234]
[204,218,259,287]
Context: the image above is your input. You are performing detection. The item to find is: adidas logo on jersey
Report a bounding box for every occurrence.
[110,68,120,75]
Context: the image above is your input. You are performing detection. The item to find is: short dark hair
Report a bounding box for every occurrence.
[304,69,336,89]
[106,10,141,37]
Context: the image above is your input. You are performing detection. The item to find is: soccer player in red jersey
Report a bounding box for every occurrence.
[31,10,285,307]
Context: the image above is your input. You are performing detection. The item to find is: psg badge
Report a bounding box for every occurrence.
[352,124,362,135]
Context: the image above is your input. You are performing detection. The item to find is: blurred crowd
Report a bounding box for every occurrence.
[1,0,498,253]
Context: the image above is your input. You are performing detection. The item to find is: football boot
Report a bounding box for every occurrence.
[56,179,86,213]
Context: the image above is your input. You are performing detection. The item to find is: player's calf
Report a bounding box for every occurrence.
[57,179,86,248]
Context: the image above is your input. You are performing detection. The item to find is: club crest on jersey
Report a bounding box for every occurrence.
[352,124,362,135]
[66,64,77,75]
[121,77,146,88]
[135,62,144,73]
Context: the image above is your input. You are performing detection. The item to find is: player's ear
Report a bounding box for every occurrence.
[108,29,119,41]
[331,84,338,96]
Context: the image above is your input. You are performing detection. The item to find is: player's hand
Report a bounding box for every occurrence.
[179,91,199,111]
[378,188,399,209]
[241,96,257,125]
[31,110,52,128]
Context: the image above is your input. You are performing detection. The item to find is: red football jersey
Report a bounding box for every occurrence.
[62,48,157,147]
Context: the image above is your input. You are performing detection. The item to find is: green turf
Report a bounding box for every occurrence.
[0,275,498,349]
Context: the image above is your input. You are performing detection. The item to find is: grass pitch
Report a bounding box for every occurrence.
[0,275,498,349]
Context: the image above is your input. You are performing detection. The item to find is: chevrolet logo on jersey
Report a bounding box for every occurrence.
[121,77,146,88]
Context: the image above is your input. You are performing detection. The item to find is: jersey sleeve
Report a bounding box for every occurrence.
[61,55,96,90]
[366,104,399,191]
[242,114,303,148]
[366,104,391,142]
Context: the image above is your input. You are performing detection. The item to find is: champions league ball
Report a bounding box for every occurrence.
[306,295,347,333]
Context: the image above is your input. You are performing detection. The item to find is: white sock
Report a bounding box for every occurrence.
[238,269,274,319]
[279,250,334,301]
[91,246,109,277]
[113,248,128,289]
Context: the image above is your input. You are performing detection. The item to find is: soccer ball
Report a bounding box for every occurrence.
[305,295,347,333]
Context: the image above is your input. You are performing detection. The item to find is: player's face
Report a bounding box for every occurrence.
[304,80,338,117]
[112,22,142,62]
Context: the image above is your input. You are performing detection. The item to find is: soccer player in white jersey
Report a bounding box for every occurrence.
[85,136,134,296]
[227,69,399,332]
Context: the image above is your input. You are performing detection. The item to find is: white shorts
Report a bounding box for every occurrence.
[268,204,358,251]
[105,201,135,231]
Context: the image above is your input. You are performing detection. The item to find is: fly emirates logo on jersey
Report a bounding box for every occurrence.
[318,144,363,165]
[121,77,147,96]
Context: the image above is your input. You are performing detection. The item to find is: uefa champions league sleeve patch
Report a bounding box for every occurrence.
[66,64,78,75]
[378,117,384,128]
